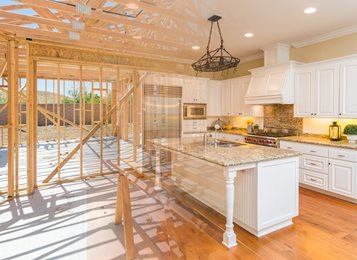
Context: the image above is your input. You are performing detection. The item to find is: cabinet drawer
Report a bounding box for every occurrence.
[280,141,328,157]
[329,148,357,162]
[219,133,244,142]
[301,154,329,174]
[301,168,328,190]
[280,141,305,152]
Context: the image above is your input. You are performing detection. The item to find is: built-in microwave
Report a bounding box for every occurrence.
[183,103,207,119]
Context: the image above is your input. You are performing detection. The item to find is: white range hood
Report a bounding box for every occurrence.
[245,43,301,105]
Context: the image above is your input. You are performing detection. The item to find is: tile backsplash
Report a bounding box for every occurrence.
[264,104,303,131]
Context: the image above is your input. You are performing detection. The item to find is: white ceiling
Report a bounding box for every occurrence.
[194,0,357,60]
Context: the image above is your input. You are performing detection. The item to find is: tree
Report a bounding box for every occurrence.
[62,89,101,104]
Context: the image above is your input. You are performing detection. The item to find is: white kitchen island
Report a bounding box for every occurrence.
[151,138,301,248]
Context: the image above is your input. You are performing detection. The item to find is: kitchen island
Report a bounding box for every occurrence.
[151,138,301,248]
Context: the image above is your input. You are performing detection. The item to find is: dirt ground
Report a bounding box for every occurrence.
[0,124,121,147]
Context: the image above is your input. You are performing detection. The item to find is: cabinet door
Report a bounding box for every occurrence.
[230,78,241,116]
[329,159,356,198]
[207,80,222,116]
[294,68,314,117]
[240,76,255,116]
[221,80,232,116]
[197,79,208,103]
[314,63,339,117]
[340,58,357,118]
[182,79,194,103]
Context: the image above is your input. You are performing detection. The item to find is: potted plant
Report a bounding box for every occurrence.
[343,124,357,143]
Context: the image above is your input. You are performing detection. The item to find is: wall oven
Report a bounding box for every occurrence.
[183,103,207,119]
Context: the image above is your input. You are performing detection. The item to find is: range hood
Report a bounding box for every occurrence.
[245,43,300,105]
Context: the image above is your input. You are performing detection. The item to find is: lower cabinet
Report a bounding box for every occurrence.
[280,141,357,200]
[300,168,328,190]
[329,159,356,197]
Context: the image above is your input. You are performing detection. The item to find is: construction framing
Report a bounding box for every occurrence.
[0,37,145,200]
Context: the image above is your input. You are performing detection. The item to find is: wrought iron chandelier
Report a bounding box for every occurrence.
[192,15,240,72]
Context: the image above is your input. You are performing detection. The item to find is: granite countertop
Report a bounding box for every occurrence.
[151,138,301,167]
[281,136,357,150]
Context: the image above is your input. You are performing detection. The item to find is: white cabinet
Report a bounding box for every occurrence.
[216,132,245,142]
[294,63,339,118]
[339,57,357,118]
[294,55,357,119]
[220,76,263,117]
[183,78,207,104]
[221,80,232,116]
[182,119,207,133]
[280,140,357,200]
[329,159,356,198]
[207,80,222,116]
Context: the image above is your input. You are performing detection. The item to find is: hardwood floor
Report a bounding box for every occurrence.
[1,164,356,259]
[127,169,357,260]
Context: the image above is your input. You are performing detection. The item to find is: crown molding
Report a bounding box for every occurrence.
[292,24,357,48]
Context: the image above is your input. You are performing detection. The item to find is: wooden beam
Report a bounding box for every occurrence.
[15,0,205,42]
[0,9,194,51]
[120,175,135,259]
[0,59,7,78]
[57,63,61,181]
[7,39,19,197]
[79,65,83,178]
[26,43,37,193]
[100,67,104,176]
[43,85,134,183]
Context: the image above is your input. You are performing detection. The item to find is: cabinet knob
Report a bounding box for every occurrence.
[310,113,313,116]
[339,113,342,116]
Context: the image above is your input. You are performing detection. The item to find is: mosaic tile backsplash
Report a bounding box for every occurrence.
[264,104,303,131]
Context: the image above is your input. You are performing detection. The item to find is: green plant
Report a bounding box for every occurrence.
[343,124,357,135]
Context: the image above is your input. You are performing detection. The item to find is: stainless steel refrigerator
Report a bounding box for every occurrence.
[143,84,182,149]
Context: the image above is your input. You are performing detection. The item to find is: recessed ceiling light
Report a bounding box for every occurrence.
[133,35,142,40]
[192,45,200,50]
[304,7,317,14]
[244,33,254,38]
[126,2,139,10]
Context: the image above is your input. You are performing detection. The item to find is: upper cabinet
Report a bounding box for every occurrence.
[294,55,357,118]
[340,58,357,118]
[207,80,222,116]
[294,62,339,118]
[220,76,263,117]
[182,77,208,104]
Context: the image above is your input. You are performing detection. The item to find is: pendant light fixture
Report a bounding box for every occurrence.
[192,15,240,72]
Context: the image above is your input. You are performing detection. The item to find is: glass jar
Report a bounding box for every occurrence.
[329,121,341,141]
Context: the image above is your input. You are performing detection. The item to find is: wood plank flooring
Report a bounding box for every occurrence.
[127,170,357,260]
[0,164,356,259]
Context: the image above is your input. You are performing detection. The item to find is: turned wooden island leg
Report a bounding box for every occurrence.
[223,168,238,248]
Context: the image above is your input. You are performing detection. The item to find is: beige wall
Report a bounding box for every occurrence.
[217,58,264,80]
[290,32,357,63]
[303,118,357,135]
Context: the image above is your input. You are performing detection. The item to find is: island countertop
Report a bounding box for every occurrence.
[151,138,301,167]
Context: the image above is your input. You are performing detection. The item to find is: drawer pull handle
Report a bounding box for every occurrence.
[287,147,292,149]
[310,178,317,182]
[337,155,345,158]
[309,163,317,166]
[310,150,317,153]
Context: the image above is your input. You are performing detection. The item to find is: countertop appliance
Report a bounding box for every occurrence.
[183,103,207,119]
[244,127,298,147]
